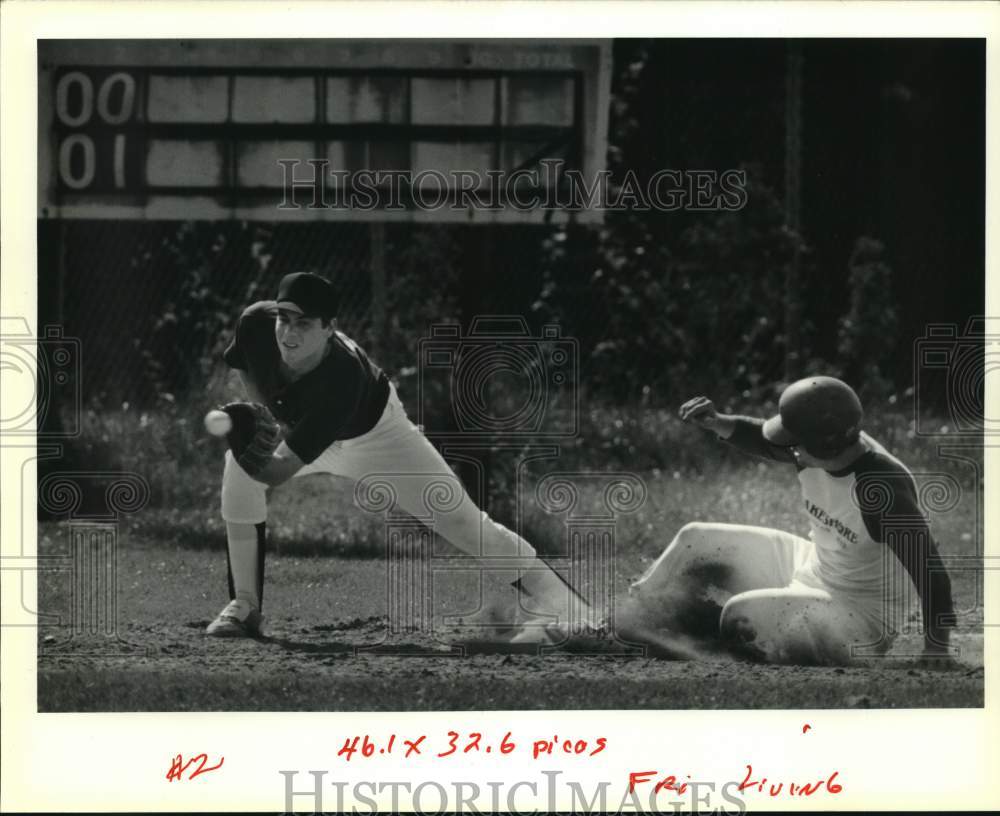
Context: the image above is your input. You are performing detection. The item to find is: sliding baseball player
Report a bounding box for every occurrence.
[204,272,594,641]
[623,376,956,666]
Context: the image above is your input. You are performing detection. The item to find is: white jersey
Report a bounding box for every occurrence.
[795,434,915,630]
[725,419,954,640]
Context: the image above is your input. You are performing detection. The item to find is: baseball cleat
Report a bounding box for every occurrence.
[508,623,561,646]
[206,599,263,638]
[509,621,590,646]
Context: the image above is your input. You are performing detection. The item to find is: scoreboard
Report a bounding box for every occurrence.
[38,40,611,222]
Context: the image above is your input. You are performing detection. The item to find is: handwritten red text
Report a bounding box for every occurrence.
[165,753,225,782]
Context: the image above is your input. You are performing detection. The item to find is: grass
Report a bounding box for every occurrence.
[48,395,985,630]
[34,514,984,713]
[34,398,984,711]
[54,394,983,561]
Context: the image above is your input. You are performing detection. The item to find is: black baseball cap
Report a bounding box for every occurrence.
[274,272,338,320]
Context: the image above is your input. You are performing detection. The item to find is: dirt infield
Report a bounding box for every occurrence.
[39,624,984,712]
[36,525,984,712]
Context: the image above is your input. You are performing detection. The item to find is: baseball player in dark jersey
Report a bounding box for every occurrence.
[206,272,588,639]
[624,376,956,666]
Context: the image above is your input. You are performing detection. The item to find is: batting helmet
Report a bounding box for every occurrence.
[762,376,863,458]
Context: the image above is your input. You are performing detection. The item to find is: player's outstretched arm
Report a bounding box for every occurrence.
[208,402,304,487]
[856,470,958,669]
[252,441,305,487]
[680,395,796,464]
[237,370,266,405]
[679,396,737,438]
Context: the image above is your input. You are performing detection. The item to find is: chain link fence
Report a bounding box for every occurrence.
[43,220,373,407]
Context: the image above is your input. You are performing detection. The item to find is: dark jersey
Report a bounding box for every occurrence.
[726,417,955,643]
[223,301,390,464]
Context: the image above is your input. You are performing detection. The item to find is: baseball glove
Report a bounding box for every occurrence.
[220,402,281,477]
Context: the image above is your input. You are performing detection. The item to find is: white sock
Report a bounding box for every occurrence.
[226,521,261,609]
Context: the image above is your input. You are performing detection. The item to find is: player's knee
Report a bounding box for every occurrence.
[720,593,780,641]
[223,448,261,485]
[221,449,267,519]
[679,521,710,536]
[675,521,711,544]
[674,521,737,555]
[720,593,752,629]
[720,589,782,622]
[719,594,772,660]
[222,448,238,474]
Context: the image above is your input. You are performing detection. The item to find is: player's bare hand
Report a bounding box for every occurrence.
[679,396,719,428]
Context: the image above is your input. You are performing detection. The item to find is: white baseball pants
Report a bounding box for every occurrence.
[627,522,890,665]
[220,385,578,625]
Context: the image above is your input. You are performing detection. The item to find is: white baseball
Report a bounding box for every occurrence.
[204,409,233,437]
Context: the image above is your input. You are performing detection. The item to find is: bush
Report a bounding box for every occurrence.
[837,237,900,402]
